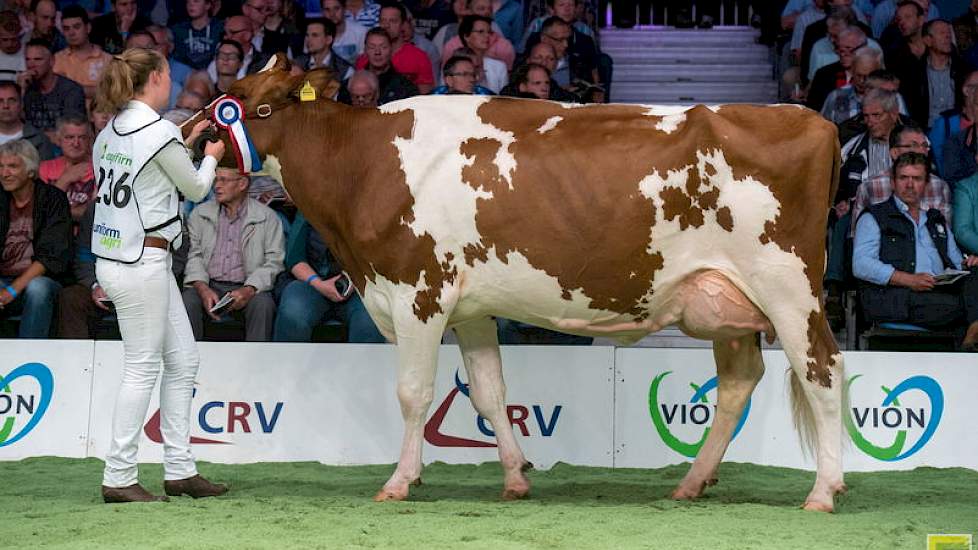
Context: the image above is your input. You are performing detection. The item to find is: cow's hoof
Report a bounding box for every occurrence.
[502,471,530,501]
[670,487,700,500]
[373,488,407,502]
[802,500,834,513]
[501,486,529,501]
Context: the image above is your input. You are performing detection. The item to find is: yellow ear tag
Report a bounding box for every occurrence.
[299,81,316,102]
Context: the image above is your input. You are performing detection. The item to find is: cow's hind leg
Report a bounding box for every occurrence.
[454,317,531,500]
[374,309,449,502]
[771,307,846,512]
[672,333,764,500]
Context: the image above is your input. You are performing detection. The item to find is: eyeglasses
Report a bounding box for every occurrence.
[543,33,569,43]
[217,52,241,60]
[447,71,476,78]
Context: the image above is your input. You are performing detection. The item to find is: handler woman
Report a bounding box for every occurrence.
[93,47,227,503]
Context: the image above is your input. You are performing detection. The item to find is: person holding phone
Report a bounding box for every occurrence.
[92,46,228,503]
[272,211,385,343]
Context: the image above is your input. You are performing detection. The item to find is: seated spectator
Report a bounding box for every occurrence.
[790,0,828,64]
[850,123,951,234]
[20,39,87,141]
[431,0,468,57]
[354,2,434,93]
[450,15,505,92]
[519,0,592,54]
[346,68,380,106]
[953,149,978,255]
[853,152,978,350]
[208,15,274,80]
[0,139,70,338]
[807,26,872,112]
[501,41,579,102]
[322,0,368,64]
[907,18,973,131]
[345,0,382,29]
[175,89,207,112]
[524,16,603,103]
[212,40,246,94]
[404,0,454,41]
[821,46,880,124]
[0,10,26,82]
[441,8,514,70]
[58,201,190,338]
[172,0,224,71]
[38,115,94,222]
[0,81,54,160]
[89,0,151,55]
[930,71,978,179]
[954,0,978,58]
[838,69,913,143]
[874,0,939,41]
[259,0,303,56]
[182,167,285,342]
[404,10,440,85]
[808,22,881,85]
[272,212,385,343]
[54,6,113,102]
[505,62,550,99]
[183,69,217,102]
[346,28,418,104]
[293,18,354,81]
[28,0,66,53]
[146,25,194,90]
[800,5,868,89]
[430,54,490,94]
[88,97,113,135]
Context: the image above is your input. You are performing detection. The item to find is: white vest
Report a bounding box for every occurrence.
[92,102,184,263]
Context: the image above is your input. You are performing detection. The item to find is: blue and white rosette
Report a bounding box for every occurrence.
[211,95,263,175]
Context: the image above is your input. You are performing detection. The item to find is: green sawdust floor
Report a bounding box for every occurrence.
[1,458,976,549]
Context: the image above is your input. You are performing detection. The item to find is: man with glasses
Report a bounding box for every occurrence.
[821,47,881,123]
[345,27,418,104]
[354,2,433,93]
[851,123,951,232]
[528,16,602,102]
[208,15,273,79]
[433,53,492,95]
[808,26,880,111]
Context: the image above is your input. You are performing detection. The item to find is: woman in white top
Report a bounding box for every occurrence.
[93,47,227,503]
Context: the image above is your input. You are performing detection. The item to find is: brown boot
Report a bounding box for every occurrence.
[102,484,169,503]
[962,321,978,351]
[164,475,228,498]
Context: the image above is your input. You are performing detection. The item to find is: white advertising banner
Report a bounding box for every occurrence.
[0,340,94,460]
[614,349,978,472]
[88,343,615,468]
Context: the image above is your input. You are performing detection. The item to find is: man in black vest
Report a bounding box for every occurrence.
[853,151,978,349]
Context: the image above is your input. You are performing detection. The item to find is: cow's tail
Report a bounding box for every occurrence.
[788,368,817,458]
[788,363,849,458]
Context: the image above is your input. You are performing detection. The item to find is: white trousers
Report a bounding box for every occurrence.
[97,248,200,487]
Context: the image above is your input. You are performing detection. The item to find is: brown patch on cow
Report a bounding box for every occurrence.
[248,101,454,323]
[461,138,506,191]
[697,188,719,211]
[716,206,734,232]
[463,242,489,267]
[805,310,838,388]
[660,185,703,230]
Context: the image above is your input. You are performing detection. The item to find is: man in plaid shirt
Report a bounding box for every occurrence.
[850,123,952,236]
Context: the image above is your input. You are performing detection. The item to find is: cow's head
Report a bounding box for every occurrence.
[184,53,341,170]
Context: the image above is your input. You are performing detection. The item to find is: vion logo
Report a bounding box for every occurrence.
[0,363,54,448]
[845,375,943,461]
[424,370,562,447]
[648,371,751,458]
[144,389,284,445]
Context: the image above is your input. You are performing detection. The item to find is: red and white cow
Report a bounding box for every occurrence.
[186,56,846,511]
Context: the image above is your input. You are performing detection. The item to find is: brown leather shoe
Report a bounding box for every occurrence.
[164,475,228,498]
[102,484,169,503]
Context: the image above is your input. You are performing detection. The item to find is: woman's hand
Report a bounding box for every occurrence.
[184,119,212,149]
[204,139,226,162]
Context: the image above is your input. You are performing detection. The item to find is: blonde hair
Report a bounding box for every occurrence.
[95,48,168,114]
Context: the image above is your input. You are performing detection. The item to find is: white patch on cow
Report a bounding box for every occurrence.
[536,116,562,134]
[654,114,686,134]
[382,96,518,261]
[635,147,819,350]
[259,56,278,72]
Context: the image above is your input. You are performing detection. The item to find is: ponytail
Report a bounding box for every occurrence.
[94,48,168,114]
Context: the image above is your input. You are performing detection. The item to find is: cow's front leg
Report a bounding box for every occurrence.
[374,309,449,502]
[455,317,531,500]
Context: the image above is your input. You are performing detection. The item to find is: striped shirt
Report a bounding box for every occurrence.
[207,201,248,284]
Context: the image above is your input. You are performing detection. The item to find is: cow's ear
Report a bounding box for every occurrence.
[290,68,341,102]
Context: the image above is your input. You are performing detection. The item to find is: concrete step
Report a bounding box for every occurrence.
[610,81,777,103]
[612,63,772,82]
[600,27,762,48]
[606,47,770,65]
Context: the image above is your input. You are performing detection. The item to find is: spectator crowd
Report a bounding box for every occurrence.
[0,0,611,345]
[2,0,978,349]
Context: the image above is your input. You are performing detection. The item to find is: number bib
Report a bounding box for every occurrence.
[92,113,183,263]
